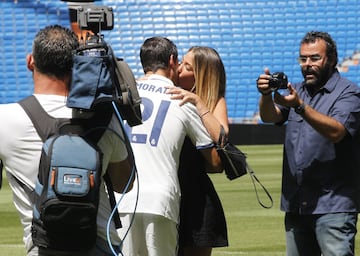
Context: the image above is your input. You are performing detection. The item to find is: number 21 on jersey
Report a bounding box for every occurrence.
[125,97,170,147]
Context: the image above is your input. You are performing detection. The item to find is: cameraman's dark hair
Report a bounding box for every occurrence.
[140,37,178,73]
[32,25,79,80]
[301,31,338,69]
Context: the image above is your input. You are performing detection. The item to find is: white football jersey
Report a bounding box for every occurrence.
[117,74,214,223]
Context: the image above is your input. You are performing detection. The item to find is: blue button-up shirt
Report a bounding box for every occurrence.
[278,70,360,214]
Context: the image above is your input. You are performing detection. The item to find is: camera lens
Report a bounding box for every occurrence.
[269,72,288,91]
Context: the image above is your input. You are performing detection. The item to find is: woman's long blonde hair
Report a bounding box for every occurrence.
[189,46,226,112]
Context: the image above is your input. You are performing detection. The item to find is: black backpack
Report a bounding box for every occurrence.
[18,96,124,251]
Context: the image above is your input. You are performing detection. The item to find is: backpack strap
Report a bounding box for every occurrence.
[7,95,60,202]
[18,95,69,142]
[18,95,122,228]
[103,173,122,229]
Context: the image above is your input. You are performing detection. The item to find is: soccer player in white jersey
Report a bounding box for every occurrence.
[117,37,223,256]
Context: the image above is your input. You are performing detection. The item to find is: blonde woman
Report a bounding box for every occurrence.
[167,46,229,256]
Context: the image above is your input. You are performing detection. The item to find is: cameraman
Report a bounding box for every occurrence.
[256,31,360,255]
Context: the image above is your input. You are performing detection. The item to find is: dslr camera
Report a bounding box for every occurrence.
[269,72,288,91]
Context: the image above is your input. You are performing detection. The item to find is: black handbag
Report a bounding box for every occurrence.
[216,126,273,208]
[216,141,247,180]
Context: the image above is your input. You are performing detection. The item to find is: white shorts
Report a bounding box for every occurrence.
[118,213,178,256]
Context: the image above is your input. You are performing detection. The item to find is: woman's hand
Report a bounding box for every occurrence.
[166,86,210,117]
[165,86,200,106]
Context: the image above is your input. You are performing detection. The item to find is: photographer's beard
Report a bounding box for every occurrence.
[301,61,333,95]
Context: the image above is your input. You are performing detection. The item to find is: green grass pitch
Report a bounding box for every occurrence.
[1,144,359,255]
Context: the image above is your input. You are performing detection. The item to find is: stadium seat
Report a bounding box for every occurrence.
[1,0,360,123]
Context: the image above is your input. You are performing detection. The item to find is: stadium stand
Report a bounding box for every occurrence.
[0,0,360,124]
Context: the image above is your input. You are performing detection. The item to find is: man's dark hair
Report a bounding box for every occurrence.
[140,37,178,73]
[301,31,338,69]
[32,25,79,80]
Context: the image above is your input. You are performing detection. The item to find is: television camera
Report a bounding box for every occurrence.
[67,4,142,127]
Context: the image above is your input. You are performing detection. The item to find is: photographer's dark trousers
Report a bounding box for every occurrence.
[285,212,357,256]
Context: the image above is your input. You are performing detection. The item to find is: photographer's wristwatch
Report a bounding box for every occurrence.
[294,102,306,115]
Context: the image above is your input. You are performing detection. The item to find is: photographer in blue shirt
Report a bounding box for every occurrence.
[257,31,360,256]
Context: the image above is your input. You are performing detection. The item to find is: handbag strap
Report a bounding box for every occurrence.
[246,163,273,209]
[218,125,228,147]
